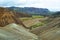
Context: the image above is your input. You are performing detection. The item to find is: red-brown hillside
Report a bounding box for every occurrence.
[0,7,27,28]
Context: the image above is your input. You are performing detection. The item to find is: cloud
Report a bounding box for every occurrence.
[0,0,60,11]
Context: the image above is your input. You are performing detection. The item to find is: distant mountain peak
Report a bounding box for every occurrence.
[7,7,50,16]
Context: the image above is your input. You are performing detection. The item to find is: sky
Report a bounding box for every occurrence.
[0,0,60,11]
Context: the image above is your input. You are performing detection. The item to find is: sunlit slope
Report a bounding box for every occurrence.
[0,23,38,40]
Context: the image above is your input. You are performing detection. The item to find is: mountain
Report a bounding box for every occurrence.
[51,11,60,17]
[7,7,50,16]
[0,7,29,28]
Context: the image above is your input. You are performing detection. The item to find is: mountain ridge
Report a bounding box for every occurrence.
[7,7,50,16]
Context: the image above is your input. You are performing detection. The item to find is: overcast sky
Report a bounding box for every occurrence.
[0,0,60,11]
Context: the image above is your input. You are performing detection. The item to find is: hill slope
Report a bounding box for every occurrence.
[0,23,38,40]
[30,12,60,40]
[0,7,29,28]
